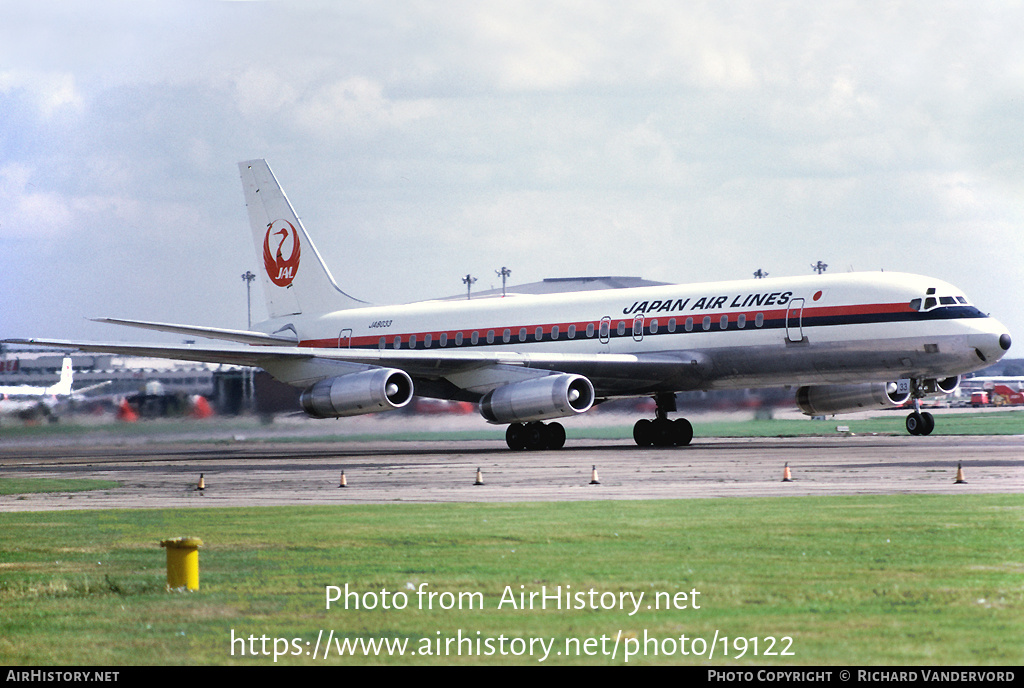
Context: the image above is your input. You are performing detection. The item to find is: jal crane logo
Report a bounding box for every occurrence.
[263,220,301,287]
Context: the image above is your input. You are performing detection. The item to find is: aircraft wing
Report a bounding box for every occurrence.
[3,337,706,396]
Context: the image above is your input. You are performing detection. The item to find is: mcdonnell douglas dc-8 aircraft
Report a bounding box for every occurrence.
[7,160,1012,449]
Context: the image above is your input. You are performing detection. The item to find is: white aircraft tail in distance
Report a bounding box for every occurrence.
[5,160,1012,449]
[0,357,110,420]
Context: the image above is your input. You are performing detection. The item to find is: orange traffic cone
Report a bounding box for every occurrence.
[190,395,214,419]
[195,473,205,493]
[589,465,601,485]
[782,462,793,482]
[954,462,967,484]
[338,470,348,488]
[474,467,484,486]
[116,399,138,422]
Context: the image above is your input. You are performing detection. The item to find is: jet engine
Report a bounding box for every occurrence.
[479,374,595,424]
[796,382,911,416]
[300,368,414,418]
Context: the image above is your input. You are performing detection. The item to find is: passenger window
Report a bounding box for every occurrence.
[737,314,746,328]
[755,313,764,327]
[702,316,711,331]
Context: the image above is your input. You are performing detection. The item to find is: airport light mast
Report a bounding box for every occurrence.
[496,266,511,297]
[811,261,828,275]
[241,271,256,329]
[753,269,769,279]
[462,274,477,300]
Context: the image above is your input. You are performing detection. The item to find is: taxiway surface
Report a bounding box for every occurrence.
[2,433,1021,511]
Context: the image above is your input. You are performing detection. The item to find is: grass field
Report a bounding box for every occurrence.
[0,495,1021,665]
[1,409,1022,445]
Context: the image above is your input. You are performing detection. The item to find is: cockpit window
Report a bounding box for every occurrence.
[939,296,956,305]
[909,298,922,311]
[956,296,967,304]
[924,297,937,309]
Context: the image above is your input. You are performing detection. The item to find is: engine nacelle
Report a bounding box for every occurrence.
[300,369,414,418]
[479,374,595,424]
[796,382,911,416]
[933,376,960,394]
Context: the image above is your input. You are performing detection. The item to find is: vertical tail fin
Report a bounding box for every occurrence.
[238,160,367,321]
[47,357,73,396]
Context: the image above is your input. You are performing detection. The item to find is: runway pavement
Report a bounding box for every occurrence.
[2,432,1022,511]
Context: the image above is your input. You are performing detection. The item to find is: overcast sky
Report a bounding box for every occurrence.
[2,1,1022,345]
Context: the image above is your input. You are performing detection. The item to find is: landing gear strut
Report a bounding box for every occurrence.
[506,421,566,450]
[905,381,935,436]
[633,393,693,447]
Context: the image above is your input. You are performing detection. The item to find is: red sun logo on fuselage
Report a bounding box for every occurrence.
[263,220,301,287]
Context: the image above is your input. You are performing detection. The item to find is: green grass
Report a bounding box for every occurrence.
[2,410,1021,444]
[0,478,121,496]
[0,495,1021,665]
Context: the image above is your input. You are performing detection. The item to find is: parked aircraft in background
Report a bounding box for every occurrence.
[6,160,1012,448]
[0,357,109,420]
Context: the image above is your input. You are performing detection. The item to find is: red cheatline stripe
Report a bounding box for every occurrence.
[296,302,913,350]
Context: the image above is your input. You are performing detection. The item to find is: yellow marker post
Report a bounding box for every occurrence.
[160,537,204,591]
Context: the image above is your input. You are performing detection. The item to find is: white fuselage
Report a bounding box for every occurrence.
[260,271,1009,399]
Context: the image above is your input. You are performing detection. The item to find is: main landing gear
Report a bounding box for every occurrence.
[506,421,566,450]
[905,380,935,436]
[633,393,693,447]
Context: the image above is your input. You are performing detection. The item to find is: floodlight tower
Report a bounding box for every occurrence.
[753,269,769,279]
[496,266,511,297]
[241,270,256,329]
[462,274,477,300]
[811,261,828,275]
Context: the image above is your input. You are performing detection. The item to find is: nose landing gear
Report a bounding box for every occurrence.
[905,381,935,436]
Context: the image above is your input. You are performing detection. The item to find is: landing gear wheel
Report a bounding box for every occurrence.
[906,411,936,436]
[633,417,692,447]
[506,423,527,450]
[633,419,654,447]
[673,418,693,446]
[920,411,935,436]
[545,422,566,450]
[506,421,567,450]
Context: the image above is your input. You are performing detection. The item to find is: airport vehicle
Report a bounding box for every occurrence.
[6,160,1012,448]
[0,357,109,420]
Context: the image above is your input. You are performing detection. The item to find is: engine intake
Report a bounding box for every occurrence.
[479,374,595,424]
[300,368,414,418]
[796,382,911,416]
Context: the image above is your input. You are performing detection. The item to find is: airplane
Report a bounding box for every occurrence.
[0,357,110,420]
[4,160,1012,449]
